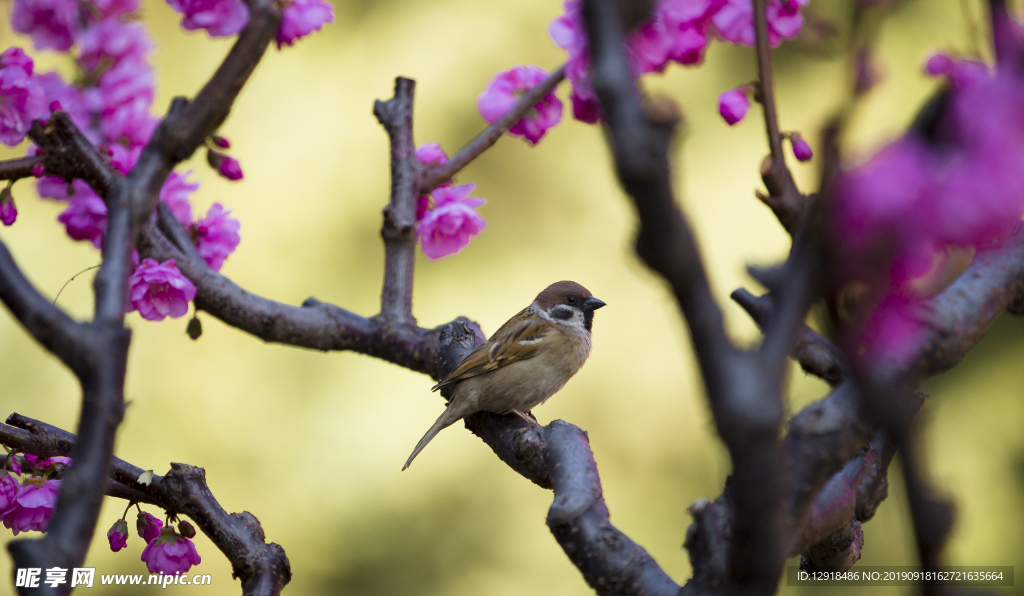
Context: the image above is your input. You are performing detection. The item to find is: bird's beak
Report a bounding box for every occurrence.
[583,297,606,312]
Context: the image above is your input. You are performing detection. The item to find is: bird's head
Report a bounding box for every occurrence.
[533,280,606,332]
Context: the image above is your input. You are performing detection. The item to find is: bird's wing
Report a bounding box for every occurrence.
[432,308,552,391]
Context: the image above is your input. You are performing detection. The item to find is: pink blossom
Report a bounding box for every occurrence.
[1,479,60,535]
[276,0,334,49]
[36,72,91,138]
[128,259,196,321]
[108,143,142,174]
[417,183,487,260]
[0,195,16,226]
[924,52,954,77]
[718,86,749,125]
[108,518,129,552]
[570,91,602,124]
[0,48,34,75]
[209,152,243,180]
[11,0,81,51]
[137,511,163,543]
[415,142,448,167]
[628,18,672,74]
[712,0,808,47]
[0,474,20,512]
[790,132,813,162]
[478,65,563,145]
[58,191,108,248]
[0,63,46,147]
[141,527,202,575]
[193,203,240,271]
[160,170,199,227]
[87,58,155,115]
[78,19,155,71]
[167,0,251,37]
[100,100,158,148]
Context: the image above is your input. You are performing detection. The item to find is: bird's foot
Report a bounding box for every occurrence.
[511,409,541,428]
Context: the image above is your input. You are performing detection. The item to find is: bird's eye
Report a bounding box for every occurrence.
[566,296,577,304]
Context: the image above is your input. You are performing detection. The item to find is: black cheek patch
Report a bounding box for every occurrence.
[551,307,575,321]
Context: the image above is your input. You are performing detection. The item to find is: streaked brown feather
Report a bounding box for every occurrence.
[431,308,553,391]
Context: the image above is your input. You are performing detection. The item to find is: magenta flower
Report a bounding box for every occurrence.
[0,195,16,227]
[712,0,808,47]
[0,48,34,75]
[167,0,251,37]
[58,191,107,248]
[178,520,196,539]
[36,72,91,138]
[193,203,240,271]
[128,259,197,321]
[108,518,129,552]
[108,143,142,175]
[87,58,155,115]
[1,479,60,535]
[100,101,158,148]
[136,511,163,543]
[627,18,672,75]
[415,142,448,167]
[478,65,563,145]
[924,52,953,77]
[208,152,243,180]
[78,19,155,71]
[0,474,21,512]
[141,527,202,575]
[0,62,46,147]
[417,183,487,260]
[718,86,749,125]
[160,170,199,228]
[276,0,334,49]
[790,132,813,162]
[11,0,81,51]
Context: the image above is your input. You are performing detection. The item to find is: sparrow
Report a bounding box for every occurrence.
[403,280,606,470]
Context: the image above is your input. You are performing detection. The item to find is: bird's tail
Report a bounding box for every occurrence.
[402,401,464,471]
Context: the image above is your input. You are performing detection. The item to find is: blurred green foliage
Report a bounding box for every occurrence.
[0,0,1021,594]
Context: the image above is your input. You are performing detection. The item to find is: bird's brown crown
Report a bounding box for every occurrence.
[534,281,593,310]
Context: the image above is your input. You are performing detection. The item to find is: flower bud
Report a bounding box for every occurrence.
[108,519,129,552]
[178,519,196,538]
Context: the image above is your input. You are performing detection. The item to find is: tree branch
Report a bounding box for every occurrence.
[419,65,567,192]
[0,156,43,181]
[2,415,290,596]
[752,0,784,164]
[374,78,420,324]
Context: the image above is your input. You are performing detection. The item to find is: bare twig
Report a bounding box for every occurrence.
[374,78,420,324]
[753,0,784,164]
[419,65,567,192]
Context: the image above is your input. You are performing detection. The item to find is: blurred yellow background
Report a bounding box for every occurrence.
[1,0,1022,594]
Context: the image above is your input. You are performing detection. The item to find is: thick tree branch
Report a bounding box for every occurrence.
[434,322,683,596]
[581,0,789,592]
[2,415,290,596]
[419,65,567,192]
[374,78,420,324]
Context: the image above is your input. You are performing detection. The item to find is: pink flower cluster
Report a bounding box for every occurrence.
[414,143,487,260]
[549,0,808,123]
[835,53,1024,364]
[165,0,333,45]
[477,65,563,145]
[1,455,71,536]
[105,512,202,575]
